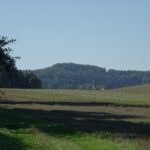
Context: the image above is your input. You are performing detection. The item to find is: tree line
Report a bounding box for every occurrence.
[0,36,42,89]
[1,36,150,90]
[33,63,150,89]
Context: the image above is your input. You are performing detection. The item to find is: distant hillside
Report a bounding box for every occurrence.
[32,63,150,89]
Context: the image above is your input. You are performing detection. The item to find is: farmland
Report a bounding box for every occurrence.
[0,85,150,150]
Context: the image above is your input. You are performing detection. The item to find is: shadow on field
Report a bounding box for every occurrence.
[0,107,149,139]
[0,132,26,150]
[0,100,150,108]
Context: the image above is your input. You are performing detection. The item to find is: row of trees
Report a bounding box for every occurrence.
[1,36,150,90]
[0,36,42,89]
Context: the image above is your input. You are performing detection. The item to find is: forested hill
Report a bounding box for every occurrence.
[32,63,150,89]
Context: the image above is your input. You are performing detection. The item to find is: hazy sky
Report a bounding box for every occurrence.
[1,0,150,70]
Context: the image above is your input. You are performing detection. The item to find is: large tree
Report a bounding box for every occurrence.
[0,36,18,87]
[0,36,42,89]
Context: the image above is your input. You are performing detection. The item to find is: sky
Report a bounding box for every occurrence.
[1,0,150,70]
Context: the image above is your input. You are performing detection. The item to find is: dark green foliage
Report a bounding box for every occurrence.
[106,70,150,88]
[33,63,150,89]
[0,36,42,89]
[24,72,42,89]
[0,36,18,88]
[34,63,106,89]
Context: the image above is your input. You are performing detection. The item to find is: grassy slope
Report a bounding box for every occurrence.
[1,84,150,105]
[0,85,150,150]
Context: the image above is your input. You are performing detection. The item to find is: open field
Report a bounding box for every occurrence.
[0,85,150,150]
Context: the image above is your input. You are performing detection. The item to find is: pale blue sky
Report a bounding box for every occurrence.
[1,0,150,70]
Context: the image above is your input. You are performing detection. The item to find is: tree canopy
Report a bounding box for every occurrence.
[0,36,42,89]
[33,63,150,89]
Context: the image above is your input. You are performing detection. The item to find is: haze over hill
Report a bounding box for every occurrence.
[31,63,150,89]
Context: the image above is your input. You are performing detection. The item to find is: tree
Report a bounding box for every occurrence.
[0,36,42,89]
[0,36,18,87]
[24,72,42,89]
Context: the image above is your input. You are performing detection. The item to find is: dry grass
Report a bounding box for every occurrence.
[0,85,150,149]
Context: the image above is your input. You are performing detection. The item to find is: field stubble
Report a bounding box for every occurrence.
[0,85,150,150]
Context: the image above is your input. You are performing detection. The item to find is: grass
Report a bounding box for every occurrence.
[1,84,150,105]
[0,84,150,150]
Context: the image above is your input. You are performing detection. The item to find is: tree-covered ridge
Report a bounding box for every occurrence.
[0,36,42,89]
[33,63,150,89]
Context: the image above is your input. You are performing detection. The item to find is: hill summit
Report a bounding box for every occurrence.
[33,63,150,89]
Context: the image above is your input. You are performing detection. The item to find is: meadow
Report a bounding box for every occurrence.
[0,85,150,150]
